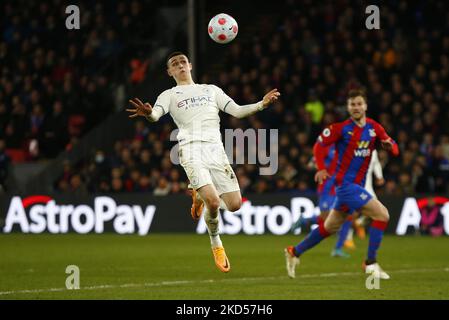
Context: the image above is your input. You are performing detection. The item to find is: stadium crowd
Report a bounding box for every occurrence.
[0,0,161,162]
[54,1,449,196]
[1,1,448,196]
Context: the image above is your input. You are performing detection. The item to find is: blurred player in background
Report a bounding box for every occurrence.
[291,144,354,258]
[284,89,399,279]
[126,52,280,273]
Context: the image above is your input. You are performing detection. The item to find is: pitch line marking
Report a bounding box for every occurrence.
[0,267,447,296]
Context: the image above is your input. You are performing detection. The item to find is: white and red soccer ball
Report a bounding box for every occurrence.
[208,13,238,44]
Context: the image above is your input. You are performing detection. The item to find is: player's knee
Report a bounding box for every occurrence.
[323,220,339,234]
[206,196,220,212]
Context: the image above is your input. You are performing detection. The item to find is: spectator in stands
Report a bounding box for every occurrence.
[70,174,88,196]
[305,90,325,125]
[154,177,170,196]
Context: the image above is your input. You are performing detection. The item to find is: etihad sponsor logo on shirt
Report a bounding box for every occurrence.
[354,140,371,157]
[177,95,213,109]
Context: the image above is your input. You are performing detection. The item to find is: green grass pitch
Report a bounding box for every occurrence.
[0,234,448,299]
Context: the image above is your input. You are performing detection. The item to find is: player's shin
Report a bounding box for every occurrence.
[366,220,388,264]
[204,207,222,248]
[294,223,331,257]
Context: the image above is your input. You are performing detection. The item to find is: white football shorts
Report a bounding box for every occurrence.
[179,141,240,195]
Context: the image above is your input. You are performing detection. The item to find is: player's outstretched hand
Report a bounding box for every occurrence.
[262,89,281,107]
[314,169,330,184]
[126,98,153,118]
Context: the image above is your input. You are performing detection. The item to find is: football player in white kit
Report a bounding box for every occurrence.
[126,52,280,273]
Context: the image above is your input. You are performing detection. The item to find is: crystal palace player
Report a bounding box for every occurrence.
[285,89,399,279]
[291,144,354,258]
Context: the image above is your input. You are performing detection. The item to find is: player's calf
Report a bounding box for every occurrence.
[359,199,390,274]
[361,199,389,222]
[225,199,242,212]
[220,191,242,212]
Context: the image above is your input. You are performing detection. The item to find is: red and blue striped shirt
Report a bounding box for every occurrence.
[315,118,399,187]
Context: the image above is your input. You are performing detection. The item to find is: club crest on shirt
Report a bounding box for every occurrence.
[369,129,376,137]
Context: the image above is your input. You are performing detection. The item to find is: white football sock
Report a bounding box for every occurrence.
[204,207,222,248]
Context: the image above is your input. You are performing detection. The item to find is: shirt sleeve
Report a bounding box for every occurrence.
[374,122,399,156]
[313,142,328,171]
[212,85,265,118]
[146,90,170,122]
[212,85,234,111]
[317,123,343,147]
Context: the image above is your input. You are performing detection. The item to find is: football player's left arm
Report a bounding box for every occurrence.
[375,123,399,156]
[218,87,281,119]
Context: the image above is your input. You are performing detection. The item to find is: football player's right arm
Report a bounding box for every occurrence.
[313,124,342,183]
[144,105,165,122]
[315,124,342,169]
[126,91,169,122]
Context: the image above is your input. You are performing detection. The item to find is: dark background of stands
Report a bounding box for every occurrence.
[0,0,448,197]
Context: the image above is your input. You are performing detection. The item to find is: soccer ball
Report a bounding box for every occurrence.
[208,13,238,44]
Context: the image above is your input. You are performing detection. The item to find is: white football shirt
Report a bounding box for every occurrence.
[152,84,241,145]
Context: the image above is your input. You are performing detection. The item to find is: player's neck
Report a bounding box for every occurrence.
[351,116,366,127]
[175,76,195,86]
[176,80,195,86]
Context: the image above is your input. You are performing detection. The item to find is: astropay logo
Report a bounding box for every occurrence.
[2,196,156,235]
[196,197,317,235]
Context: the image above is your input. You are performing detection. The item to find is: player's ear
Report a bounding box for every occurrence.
[167,68,173,77]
